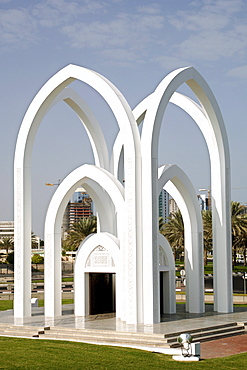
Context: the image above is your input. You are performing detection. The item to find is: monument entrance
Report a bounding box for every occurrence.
[89,273,116,315]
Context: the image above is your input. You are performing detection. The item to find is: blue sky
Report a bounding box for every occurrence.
[0,0,247,237]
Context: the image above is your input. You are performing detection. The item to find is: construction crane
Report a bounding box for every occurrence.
[45,179,62,186]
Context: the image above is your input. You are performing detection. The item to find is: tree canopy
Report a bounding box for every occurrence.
[0,237,14,257]
[160,210,184,261]
[63,216,97,252]
[160,201,247,266]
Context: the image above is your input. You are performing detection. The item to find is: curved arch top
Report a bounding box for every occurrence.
[139,66,232,320]
[158,164,204,313]
[142,66,230,166]
[44,164,125,318]
[14,64,141,168]
[45,163,125,236]
[75,232,120,270]
[14,64,142,320]
[158,164,202,233]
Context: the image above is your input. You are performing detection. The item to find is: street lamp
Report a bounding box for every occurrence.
[172,333,200,361]
[177,333,193,357]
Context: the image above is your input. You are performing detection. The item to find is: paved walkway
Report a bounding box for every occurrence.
[201,334,247,359]
[1,304,247,359]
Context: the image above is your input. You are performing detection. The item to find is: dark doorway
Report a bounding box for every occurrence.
[160,272,163,315]
[89,273,115,315]
[160,271,171,315]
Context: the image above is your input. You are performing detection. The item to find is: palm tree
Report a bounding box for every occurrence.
[63,216,97,252]
[161,210,184,261]
[231,202,247,266]
[159,217,165,233]
[0,237,14,257]
[31,231,38,249]
[202,210,213,265]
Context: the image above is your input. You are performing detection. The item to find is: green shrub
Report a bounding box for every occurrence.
[31,254,44,264]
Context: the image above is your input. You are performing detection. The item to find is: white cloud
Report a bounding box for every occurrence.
[0,0,165,57]
[0,8,38,49]
[167,0,247,63]
[169,0,245,31]
[32,3,63,28]
[227,65,247,78]
[169,11,229,32]
[61,11,165,50]
[100,48,143,67]
[137,3,161,15]
[32,0,108,28]
[0,0,110,49]
[176,30,247,61]
[155,55,190,70]
[1,0,246,71]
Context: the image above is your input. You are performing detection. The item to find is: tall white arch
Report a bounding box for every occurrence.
[44,164,125,318]
[114,88,230,314]
[14,64,142,323]
[138,67,231,323]
[158,164,204,314]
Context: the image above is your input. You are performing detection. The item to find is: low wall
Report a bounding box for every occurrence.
[176,294,247,304]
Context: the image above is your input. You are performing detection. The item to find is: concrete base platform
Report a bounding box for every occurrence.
[172,355,200,361]
[0,304,247,333]
[0,304,246,358]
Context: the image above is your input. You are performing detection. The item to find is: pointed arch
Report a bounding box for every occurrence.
[158,164,204,314]
[137,67,231,323]
[14,64,142,321]
[44,164,124,318]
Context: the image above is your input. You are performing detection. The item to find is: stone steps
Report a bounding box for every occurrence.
[0,323,45,338]
[39,328,170,348]
[165,323,246,347]
[39,322,246,348]
[0,322,246,349]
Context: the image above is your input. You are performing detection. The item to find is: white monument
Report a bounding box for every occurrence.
[14,65,232,325]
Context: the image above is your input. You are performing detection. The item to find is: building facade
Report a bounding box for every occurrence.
[62,188,93,239]
[158,189,169,222]
[0,221,14,240]
[169,198,179,215]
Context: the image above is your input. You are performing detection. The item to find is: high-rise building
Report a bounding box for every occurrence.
[62,188,94,238]
[158,189,169,223]
[0,221,14,240]
[169,198,179,216]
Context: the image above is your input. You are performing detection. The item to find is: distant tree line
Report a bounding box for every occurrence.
[160,201,247,266]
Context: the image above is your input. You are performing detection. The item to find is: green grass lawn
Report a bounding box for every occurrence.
[0,336,246,369]
[0,300,13,310]
[31,277,74,283]
[0,299,74,311]
[1,299,246,311]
